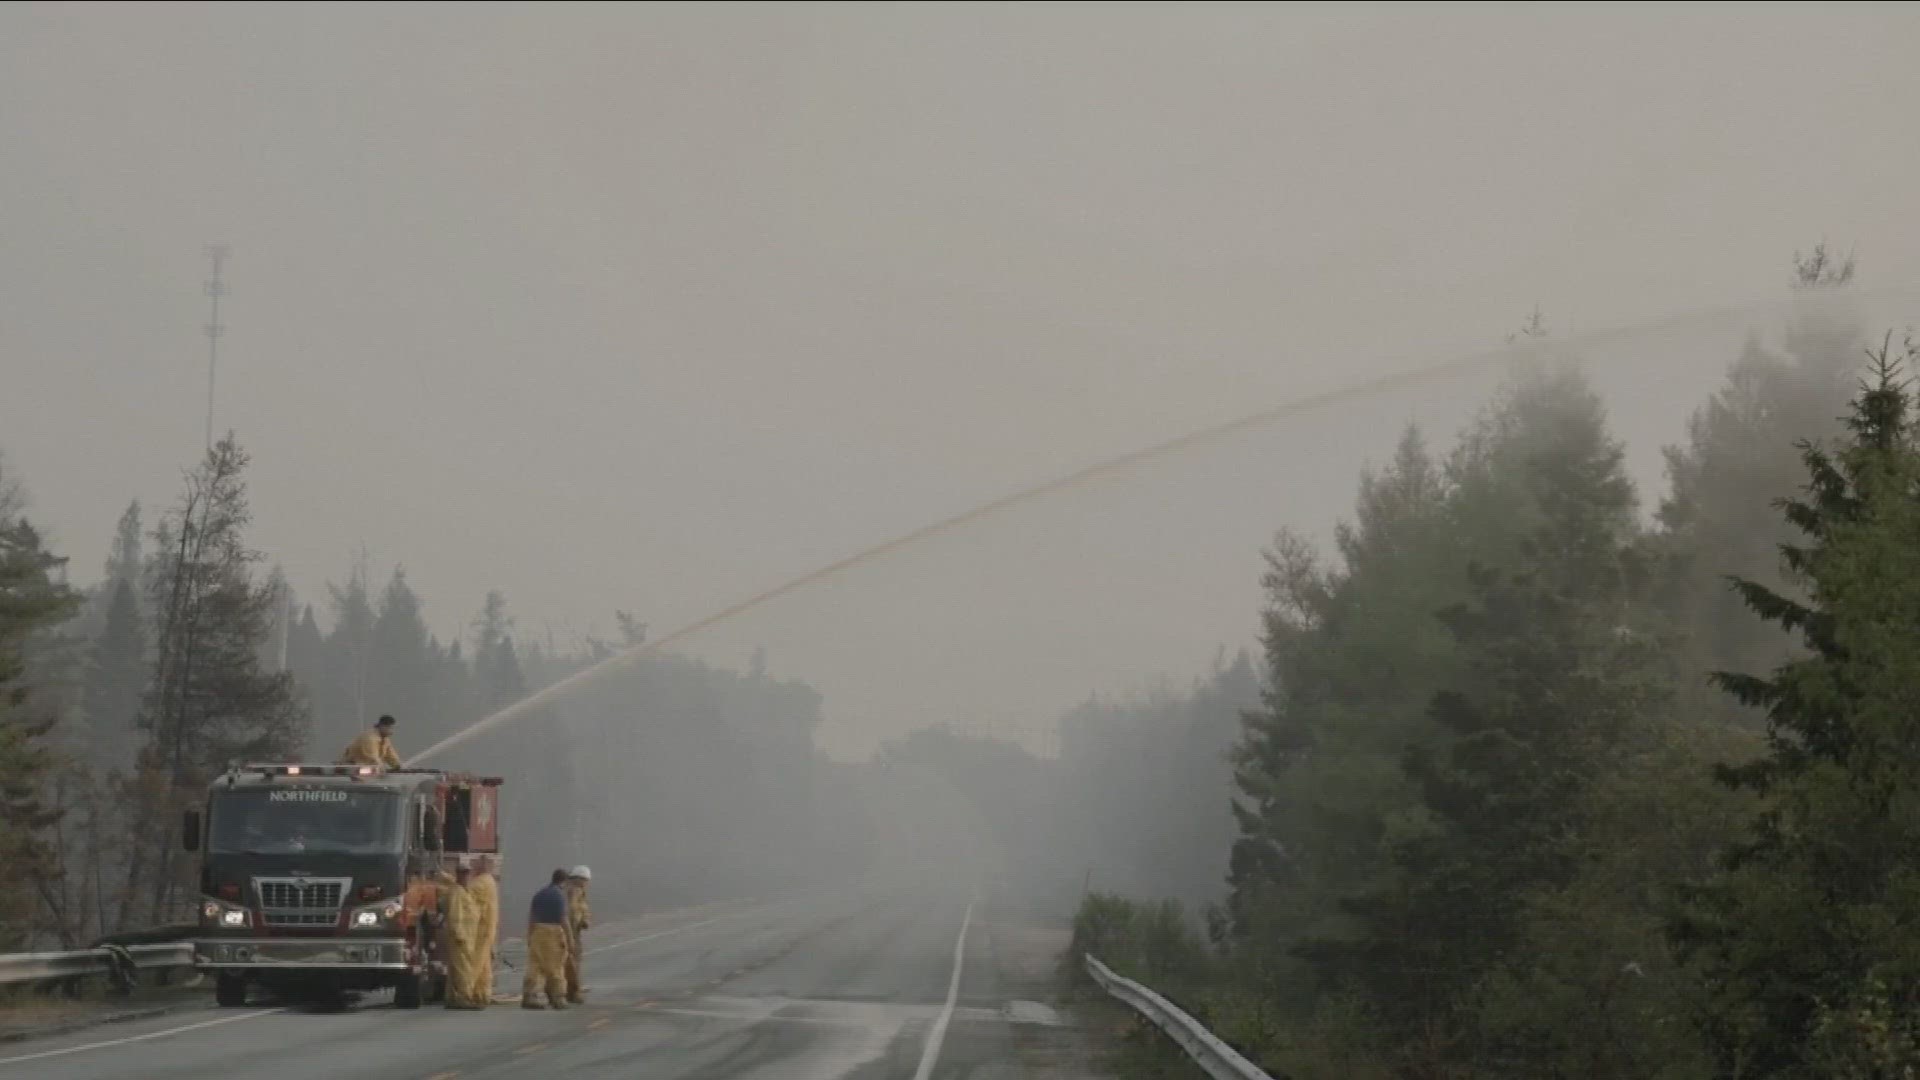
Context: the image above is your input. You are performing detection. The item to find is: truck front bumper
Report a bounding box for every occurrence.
[193,938,409,970]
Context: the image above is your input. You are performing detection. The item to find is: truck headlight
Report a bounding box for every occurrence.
[201,899,249,929]
[350,900,403,928]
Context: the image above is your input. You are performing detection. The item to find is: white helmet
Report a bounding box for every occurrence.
[568,865,591,881]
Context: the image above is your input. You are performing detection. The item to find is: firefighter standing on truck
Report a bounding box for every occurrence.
[340,715,401,770]
[522,869,571,1010]
[563,865,591,1004]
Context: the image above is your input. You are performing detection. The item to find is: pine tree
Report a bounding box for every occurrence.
[73,500,145,635]
[286,604,324,685]
[1287,364,1653,1070]
[471,590,511,672]
[1366,556,1660,1065]
[82,579,143,770]
[367,567,431,747]
[1672,339,1920,1078]
[473,625,568,866]
[1660,246,1864,718]
[0,464,79,948]
[616,610,647,649]
[421,636,474,754]
[105,501,142,594]
[118,436,308,927]
[1224,422,1465,1024]
[260,566,292,672]
[463,595,583,874]
[319,553,376,751]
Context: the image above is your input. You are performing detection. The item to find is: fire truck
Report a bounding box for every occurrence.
[181,763,503,1008]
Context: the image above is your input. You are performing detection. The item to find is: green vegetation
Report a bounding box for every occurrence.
[1074,250,1920,1077]
[0,433,877,946]
[0,458,79,951]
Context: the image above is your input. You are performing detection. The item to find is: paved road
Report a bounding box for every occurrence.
[0,882,1036,1080]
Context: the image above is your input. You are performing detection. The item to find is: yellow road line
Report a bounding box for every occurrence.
[588,1017,610,1030]
[513,1043,549,1056]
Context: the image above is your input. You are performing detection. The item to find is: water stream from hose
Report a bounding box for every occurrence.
[408,289,1913,765]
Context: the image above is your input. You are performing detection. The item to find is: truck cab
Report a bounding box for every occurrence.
[182,763,503,1008]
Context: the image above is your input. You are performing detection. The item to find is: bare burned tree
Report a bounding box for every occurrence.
[1793,240,1856,289]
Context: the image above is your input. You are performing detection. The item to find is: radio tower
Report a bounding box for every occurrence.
[203,245,229,451]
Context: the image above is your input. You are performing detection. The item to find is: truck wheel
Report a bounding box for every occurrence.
[214,974,248,1008]
[393,971,425,1010]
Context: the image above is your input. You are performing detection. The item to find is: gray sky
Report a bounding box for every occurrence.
[5,2,1920,757]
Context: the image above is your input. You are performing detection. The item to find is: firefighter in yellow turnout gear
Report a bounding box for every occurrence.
[563,866,591,1004]
[340,715,401,770]
[469,855,500,1003]
[439,861,489,1009]
[522,869,571,1009]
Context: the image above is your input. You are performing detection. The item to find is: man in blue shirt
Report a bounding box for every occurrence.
[522,869,571,1009]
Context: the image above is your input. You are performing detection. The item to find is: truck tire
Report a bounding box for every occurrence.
[393,971,425,1010]
[215,974,248,1008]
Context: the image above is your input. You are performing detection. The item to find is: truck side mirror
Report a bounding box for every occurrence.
[421,806,442,851]
[181,809,201,852]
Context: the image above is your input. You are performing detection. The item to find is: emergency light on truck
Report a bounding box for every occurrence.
[260,764,375,778]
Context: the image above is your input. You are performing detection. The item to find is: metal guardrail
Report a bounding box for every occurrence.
[1084,954,1273,1080]
[0,942,194,989]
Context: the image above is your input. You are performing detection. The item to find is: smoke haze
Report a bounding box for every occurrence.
[8,5,1920,757]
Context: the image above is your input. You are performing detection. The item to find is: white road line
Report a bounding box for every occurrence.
[500,901,798,999]
[498,897,799,958]
[499,895,791,953]
[0,1009,284,1068]
[650,1008,902,1028]
[585,915,725,956]
[585,897,807,956]
[910,900,974,1080]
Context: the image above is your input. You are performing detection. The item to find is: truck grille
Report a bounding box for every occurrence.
[265,912,338,926]
[254,877,349,928]
[258,880,343,908]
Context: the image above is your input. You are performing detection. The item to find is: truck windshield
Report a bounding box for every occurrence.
[207,788,404,856]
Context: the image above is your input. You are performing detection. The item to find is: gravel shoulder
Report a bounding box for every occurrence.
[0,982,213,1044]
[984,913,1125,1080]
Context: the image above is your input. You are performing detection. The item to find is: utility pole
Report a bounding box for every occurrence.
[203,245,229,451]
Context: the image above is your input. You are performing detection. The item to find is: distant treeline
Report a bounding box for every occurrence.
[0,441,886,947]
